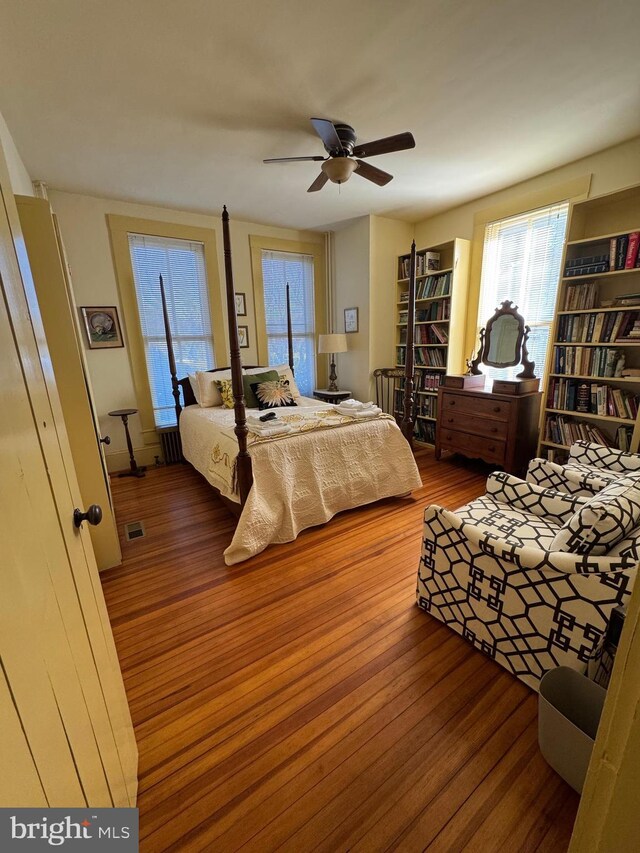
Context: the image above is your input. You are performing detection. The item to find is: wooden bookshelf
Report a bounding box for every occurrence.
[395,238,470,446]
[538,184,640,461]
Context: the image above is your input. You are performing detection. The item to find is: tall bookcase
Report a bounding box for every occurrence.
[395,238,470,445]
[538,184,640,460]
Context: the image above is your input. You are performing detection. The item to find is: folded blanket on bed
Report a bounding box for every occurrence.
[337,399,376,410]
[247,422,292,437]
[335,403,382,418]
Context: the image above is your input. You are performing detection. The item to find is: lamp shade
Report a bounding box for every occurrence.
[321,158,358,184]
[318,333,348,354]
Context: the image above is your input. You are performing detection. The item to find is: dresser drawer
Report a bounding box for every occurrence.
[441,392,511,422]
[439,428,507,464]
[440,412,509,440]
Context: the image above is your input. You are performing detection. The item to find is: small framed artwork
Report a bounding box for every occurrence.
[80,306,124,349]
[344,307,359,334]
[238,325,249,348]
[235,292,247,316]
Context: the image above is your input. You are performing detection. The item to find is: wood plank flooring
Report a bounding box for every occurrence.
[102,449,579,852]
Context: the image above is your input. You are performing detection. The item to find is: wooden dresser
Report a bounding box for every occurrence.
[435,386,541,474]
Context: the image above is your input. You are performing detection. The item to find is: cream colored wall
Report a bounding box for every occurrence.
[0,109,33,196]
[412,136,640,356]
[333,217,371,402]
[369,216,414,386]
[48,190,323,471]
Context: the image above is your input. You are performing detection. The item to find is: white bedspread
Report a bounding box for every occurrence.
[180,397,422,564]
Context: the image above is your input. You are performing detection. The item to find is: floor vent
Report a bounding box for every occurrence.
[158,426,183,464]
[124,521,146,541]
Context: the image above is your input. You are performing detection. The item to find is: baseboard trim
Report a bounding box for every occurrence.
[105,443,162,473]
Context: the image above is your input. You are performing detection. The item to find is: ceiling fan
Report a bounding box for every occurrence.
[263,118,416,193]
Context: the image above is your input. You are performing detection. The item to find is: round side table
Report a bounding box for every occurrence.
[108,408,146,478]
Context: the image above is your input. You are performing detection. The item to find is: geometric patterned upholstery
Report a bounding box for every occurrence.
[527,457,614,495]
[417,471,638,690]
[550,475,640,555]
[568,440,640,473]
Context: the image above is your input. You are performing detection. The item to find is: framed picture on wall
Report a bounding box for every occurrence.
[238,325,249,348]
[235,292,247,316]
[344,307,359,333]
[80,306,124,349]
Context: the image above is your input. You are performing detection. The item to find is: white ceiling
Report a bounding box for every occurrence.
[1,0,639,230]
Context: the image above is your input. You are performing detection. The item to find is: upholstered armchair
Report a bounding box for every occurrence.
[528,441,640,496]
[416,471,637,690]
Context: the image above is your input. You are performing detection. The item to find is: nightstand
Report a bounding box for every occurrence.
[313,389,352,404]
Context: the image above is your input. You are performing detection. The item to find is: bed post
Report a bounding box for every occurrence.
[160,274,182,422]
[401,240,416,448]
[222,206,253,504]
[286,282,294,374]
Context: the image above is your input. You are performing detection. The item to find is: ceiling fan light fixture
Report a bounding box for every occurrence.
[321,157,358,184]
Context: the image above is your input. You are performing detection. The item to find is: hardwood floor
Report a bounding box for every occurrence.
[102,449,579,851]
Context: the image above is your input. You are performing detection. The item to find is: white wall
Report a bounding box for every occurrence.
[0,109,33,195]
[49,189,324,471]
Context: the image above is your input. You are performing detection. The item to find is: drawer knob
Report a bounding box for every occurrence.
[493,406,501,413]
[448,400,455,406]
[491,427,498,433]
[488,445,496,452]
[447,417,454,423]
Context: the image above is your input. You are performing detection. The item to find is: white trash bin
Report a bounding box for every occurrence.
[538,666,606,794]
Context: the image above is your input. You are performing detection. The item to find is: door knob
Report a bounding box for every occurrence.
[100,435,111,445]
[74,504,103,528]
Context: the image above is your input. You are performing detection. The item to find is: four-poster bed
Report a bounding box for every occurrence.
[160,207,421,563]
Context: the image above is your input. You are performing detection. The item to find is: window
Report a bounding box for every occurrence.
[128,233,215,426]
[477,202,569,383]
[261,249,316,395]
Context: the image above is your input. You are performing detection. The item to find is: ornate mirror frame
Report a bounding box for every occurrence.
[468,300,536,379]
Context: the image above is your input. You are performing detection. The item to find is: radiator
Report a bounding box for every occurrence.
[158,426,183,464]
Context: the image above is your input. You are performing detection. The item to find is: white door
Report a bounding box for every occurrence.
[0,153,137,806]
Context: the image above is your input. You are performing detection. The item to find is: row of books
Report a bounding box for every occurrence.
[398,301,450,324]
[544,416,612,448]
[564,253,609,277]
[608,232,640,271]
[419,396,438,418]
[562,281,599,310]
[419,371,444,391]
[547,378,639,420]
[415,419,436,444]
[398,251,440,279]
[413,272,451,300]
[399,326,449,345]
[556,310,640,343]
[551,346,624,377]
[415,346,446,367]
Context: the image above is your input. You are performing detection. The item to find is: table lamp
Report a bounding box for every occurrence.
[318,333,348,391]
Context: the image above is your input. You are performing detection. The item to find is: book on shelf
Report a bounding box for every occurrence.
[552,345,624,377]
[625,232,640,269]
[416,272,451,300]
[415,346,446,367]
[616,235,630,271]
[556,310,640,343]
[617,425,634,452]
[614,293,640,307]
[562,281,599,310]
[544,415,616,449]
[547,377,639,419]
[420,371,444,391]
[399,251,440,279]
[564,254,608,277]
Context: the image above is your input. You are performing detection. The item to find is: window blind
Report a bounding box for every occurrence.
[478,202,569,383]
[261,249,316,395]
[128,233,215,426]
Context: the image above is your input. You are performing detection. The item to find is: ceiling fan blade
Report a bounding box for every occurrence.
[307,172,329,193]
[352,132,415,159]
[310,118,344,153]
[355,160,393,186]
[263,155,327,163]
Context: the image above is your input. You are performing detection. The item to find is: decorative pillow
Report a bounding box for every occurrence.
[214,378,235,409]
[245,364,301,399]
[242,370,279,408]
[250,379,298,410]
[195,369,232,407]
[188,373,201,405]
[550,475,640,555]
